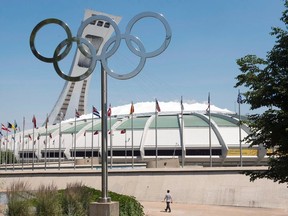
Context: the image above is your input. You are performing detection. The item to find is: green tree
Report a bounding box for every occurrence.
[235,0,288,184]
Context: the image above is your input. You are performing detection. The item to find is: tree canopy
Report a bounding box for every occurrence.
[235,0,288,184]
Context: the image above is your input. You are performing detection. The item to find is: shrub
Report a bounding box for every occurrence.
[6,181,33,216]
[33,184,62,216]
[59,182,96,216]
[6,181,145,216]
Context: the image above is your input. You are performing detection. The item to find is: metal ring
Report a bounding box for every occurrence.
[125,12,172,58]
[30,18,73,63]
[30,12,172,82]
[101,34,146,80]
[53,37,97,82]
[77,15,121,60]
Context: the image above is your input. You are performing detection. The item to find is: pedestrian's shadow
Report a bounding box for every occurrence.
[160,210,167,213]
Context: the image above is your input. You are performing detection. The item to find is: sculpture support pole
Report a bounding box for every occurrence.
[100,63,110,202]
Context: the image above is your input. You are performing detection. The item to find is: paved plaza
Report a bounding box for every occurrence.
[141,201,288,216]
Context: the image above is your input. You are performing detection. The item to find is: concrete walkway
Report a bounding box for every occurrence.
[141,201,288,216]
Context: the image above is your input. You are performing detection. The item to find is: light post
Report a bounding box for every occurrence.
[30,11,171,214]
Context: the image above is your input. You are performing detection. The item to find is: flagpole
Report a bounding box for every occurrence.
[49,134,51,165]
[125,131,127,164]
[32,118,35,171]
[84,131,87,159]
[155,100,158,168]
[74,115,77,170]
[5,130,8,171]
[37,134,40,163]
[180,96,185,168]
[109,112,113,169]
[238,90,242,167]
[22,117,25,170]
[58,113,62,170]
[13,124,16,171]
[208,92,212,167]
[91,109,94,169]
[0,129,2,167]
[45,123,48,170]
[98,131,100,158]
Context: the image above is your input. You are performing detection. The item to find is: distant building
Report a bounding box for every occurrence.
[8,102,268,167]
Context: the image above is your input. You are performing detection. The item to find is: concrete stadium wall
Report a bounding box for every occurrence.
[0,167,287,210]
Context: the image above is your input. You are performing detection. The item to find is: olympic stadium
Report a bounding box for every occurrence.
[1,10,268,168]
[1,101,268,168]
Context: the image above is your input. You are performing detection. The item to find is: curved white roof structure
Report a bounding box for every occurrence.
[2,101,268,167]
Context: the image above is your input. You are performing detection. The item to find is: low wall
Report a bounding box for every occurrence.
[75,158,99,165]
[0,167,287,210]
[146,158,180,168]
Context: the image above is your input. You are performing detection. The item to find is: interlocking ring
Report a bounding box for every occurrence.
[101,34,146,80]
[30,12,172,81]
[125,12,172,58]
[30,18,73,63]
[53,37,97,82]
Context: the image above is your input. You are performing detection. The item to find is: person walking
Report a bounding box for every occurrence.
[164,190,172,212]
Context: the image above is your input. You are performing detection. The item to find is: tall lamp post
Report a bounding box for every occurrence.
[30,11,171,213]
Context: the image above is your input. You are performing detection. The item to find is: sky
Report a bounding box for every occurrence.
[0,0,285,129]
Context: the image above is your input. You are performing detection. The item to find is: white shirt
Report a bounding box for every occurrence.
[165,193,172,202]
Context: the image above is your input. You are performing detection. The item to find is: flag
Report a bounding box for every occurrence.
[206,93,210,113]
[32,115,37,128]
[237,92,243,104]
[155,99,161,112]
[13,121,20,131]
[9,121,17,131]
[49,133,52,138]
[1,124,10,132]
[37,133,40,140]
[84,131,86,136]
[94,130,99,135]
[181,97,184,111]
[107,104,112,117]
[121,129,126,134]
[75,109,80,118]
[7,122,13,129]
[45,116,49,129]
[130,102,134,115]
[0,131,3,137]
[28,134,32,140]
[93,106,101,118]
[108,130,111,134]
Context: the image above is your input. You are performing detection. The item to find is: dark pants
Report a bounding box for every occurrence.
[165,202,171,212]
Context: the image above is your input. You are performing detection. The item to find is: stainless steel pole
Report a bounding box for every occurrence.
[100,63,110,202]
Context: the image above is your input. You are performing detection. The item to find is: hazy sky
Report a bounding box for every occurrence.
[0,0,285,129]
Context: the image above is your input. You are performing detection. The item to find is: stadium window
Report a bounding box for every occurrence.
[97,21,104,27]
[104,22,110,28]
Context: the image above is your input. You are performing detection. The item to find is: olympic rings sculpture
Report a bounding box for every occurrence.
[30,12,172,81]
